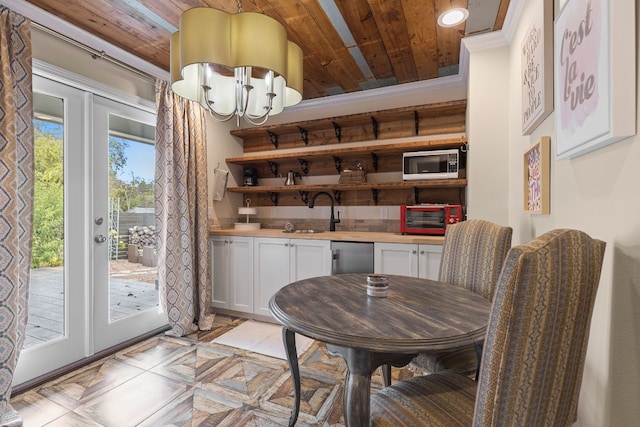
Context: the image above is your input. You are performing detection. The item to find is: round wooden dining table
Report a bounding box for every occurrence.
[269,273,491,427]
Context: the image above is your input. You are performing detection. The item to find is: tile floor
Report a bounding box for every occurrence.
[11,315,417,426]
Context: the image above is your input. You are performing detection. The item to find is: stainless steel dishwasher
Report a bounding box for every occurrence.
[331,241,374,274]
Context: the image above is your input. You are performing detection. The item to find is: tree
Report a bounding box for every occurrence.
[32,121,64,268]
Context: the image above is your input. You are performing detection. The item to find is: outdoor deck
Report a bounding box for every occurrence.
[26,262,159,349]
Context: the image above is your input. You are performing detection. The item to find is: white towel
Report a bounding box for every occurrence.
[212,168,229,201]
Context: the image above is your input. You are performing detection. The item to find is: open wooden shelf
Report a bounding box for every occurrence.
[225,136,467,169]
[226,101,468,208]
[227,179,467,194]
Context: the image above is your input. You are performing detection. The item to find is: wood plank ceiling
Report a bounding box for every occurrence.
[24,0,511,100]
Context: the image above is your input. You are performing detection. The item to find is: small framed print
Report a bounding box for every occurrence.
[523,136,550,214]
[521,0,554,135]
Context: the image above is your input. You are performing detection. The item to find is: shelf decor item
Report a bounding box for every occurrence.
[523,136,550,214]
[339,161,367,184]
[234,199,260,230]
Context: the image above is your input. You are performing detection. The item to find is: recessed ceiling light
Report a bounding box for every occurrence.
[437,8,469,27]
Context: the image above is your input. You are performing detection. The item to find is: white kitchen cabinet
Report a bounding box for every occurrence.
[374,242,442,280]
[254,237,331,317]
[210,235,254,313]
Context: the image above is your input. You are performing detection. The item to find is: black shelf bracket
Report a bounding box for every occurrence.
[332,121,342,143]
[267,131,278,149]
[298,126,309,146]
[370,152,379,171]
[269,192,278,206]
[413,187,420,205]
[267,161,279,177]
[299,191,309,206]
[371,116,379,139]
[332,155,342,173]
[414,110,419,135]
[371,188,379,205]
[333,190,342,205]
[298,158,309,175]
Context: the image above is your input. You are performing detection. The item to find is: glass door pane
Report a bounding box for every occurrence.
[28,92,65,349]
[14,76,88,385]
[92,95,166,352]
[107,115,158,321]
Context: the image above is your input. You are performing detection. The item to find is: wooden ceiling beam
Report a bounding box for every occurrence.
[334,0,395,81]
[365,0,418,84]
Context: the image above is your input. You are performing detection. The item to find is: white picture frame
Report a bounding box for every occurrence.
[521,0,553,136]
[554,0,636,159]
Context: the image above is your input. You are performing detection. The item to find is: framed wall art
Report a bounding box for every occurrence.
[554,0,636,159]
[521,0,553,135]
[523,136,550,214]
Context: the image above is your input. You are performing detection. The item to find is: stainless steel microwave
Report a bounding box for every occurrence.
[402,149,459,180]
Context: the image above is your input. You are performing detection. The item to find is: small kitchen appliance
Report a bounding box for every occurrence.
[403,149,460,181]
[400,204,463,235]
[243,167,258,186]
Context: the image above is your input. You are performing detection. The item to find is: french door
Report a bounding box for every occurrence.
[14,72,166,385]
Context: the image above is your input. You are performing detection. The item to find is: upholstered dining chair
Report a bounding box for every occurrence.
[370,229,606,427]
[413,219,513,377]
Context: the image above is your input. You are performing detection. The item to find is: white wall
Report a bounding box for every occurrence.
[466,1,640,425]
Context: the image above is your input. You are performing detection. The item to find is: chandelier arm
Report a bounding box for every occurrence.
[242,91,276,123]
[201,86,237,122]
[242,112,271,126]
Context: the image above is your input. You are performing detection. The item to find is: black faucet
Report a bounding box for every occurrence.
[308,191,341,232]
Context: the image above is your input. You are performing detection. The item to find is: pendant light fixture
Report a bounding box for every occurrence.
[170,1,303,126]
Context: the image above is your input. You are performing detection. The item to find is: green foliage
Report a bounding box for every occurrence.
[32,123,155,268]
[109,137,155,211]
[32,122,64,268]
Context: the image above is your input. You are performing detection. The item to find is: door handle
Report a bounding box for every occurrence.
[94,235,107,243]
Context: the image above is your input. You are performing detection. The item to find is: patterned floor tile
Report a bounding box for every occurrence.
[10,391,69,427]
[150,343,237,384]
[10,314,418,426]
[114,335,197,370]
[198,355,287,406]
[73,371,187,426]
[36,358,146,410]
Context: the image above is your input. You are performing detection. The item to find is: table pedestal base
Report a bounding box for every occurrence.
[281,326,415,427]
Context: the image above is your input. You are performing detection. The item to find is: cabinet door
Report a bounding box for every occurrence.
[374,242,419,277]
[210,236,230,309]
[254,237,291,317]
[290,239,331,281]
[229,237,254,313]
[417,244,443,281]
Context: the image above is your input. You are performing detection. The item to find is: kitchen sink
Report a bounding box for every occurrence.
[283,229,324,234]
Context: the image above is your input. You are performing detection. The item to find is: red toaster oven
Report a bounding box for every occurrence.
[400,204,463,235]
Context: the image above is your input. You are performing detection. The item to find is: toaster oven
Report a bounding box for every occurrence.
[400,204,463,235]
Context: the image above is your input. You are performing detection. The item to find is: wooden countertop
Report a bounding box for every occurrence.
[209,228,444,244]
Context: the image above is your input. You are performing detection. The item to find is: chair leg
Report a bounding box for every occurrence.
[474,343,483,381]
[381,364,391,387]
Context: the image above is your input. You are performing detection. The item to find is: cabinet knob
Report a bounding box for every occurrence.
[412,250,417,254]
[420,250,425,254]
[284,243,289,247]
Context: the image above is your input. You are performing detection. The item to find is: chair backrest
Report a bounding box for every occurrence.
[438,219,513,301]
[473,229,606,427]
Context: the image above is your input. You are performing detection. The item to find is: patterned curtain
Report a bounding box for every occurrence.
[0,5,33,426]
[154,79,213,337]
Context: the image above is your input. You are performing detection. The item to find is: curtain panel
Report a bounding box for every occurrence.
[0,5,33,425]
[154,80,213,337]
